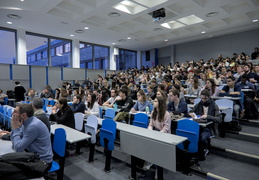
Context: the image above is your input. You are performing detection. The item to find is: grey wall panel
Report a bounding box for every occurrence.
[13,64,29,80]
[87,69,105,81]
[63,67,85,80]
[31,66,46,93]
[48,67,61,90]
[0,64,10,80]
[174,29,259,64]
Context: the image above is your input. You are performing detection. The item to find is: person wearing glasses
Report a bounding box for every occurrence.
[219,76,242,118]
[189,89,221,160]
[50,97,75,129]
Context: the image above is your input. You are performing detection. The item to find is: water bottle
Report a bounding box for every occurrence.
[145,106,150,114]
[114,103,118,111]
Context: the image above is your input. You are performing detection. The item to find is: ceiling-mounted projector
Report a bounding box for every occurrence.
[152,8,165,23]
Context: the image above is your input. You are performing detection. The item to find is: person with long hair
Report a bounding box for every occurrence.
[131,90,150,112]
[85,93,100,117]
[187,76,201,96]
[50,97,75,129]
[148,96,171,133]
[201,78,219,97]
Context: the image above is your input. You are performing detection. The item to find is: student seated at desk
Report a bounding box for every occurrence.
[71,94,86,113]
[50,97,75,129]
[102,89,119,108]
[200,78,219,97]
[148,96,171,133]
[236,74,258,119]
[144,96,171,177]
[187,77,201,97]
[85,93,100,117]
[189,89,221,160]
[10,104,53,165]
[167,89,188,117]
[131,90,150,113]
[219,76,242,118]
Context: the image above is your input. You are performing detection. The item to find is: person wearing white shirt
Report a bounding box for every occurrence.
[102,89,119,108]
[85,93,100,117]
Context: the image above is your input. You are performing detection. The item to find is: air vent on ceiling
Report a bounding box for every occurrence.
[75,29,84,33]
[7,14,21,19]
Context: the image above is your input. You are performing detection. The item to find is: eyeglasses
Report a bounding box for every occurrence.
[226,80,232,82]
[201,97,209,100]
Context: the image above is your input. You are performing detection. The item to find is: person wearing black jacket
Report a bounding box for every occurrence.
[71,94,86,113]
[114,88,134,112]
[14,81,26,102]
[50,97,75,129]
[189,90,221,160]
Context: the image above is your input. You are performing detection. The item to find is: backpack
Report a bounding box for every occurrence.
[0,152,49,180]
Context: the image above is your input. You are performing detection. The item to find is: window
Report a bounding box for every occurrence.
[80,43,93,69]
[26,34,48,66]
[94,45,109,69]
[117,49,137,70]
[51,39,71,67]
[0,29,16,64]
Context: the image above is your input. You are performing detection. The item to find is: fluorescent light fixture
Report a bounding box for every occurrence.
[70,34,74,37]
[7,22,12,24]
[127,37,131,39]
[201,31,206,33]
[113,0,147,15]
[161,21,185,29]
[177,15,204,25]
[84,27,89,29]
[253,19,258,23]
[164,39,168,41]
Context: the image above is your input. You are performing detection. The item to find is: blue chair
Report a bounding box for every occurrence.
[49,128,67,180]
[100,119,117,172]
[99,107,103,118]
[176,119,200,153]
[4,97,8,105]
[43,105,47,113]
[176,119,200,174]
[1,106,8,127]
[0,105,4,124]
[49,100,56,106]
[5,108,13,129]
[149,104,153,112]
[103,109,116,120]
[44,99,50,106]
[132,113,149,128]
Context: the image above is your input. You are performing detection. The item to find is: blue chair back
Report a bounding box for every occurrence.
[100,119,117,151]
[149,104,153,112]
[103,109,116,120]
[99,107,103,118]
[53,128,67,157]
[4,97,8,105]
[176,119,200,153]
[44,99,49,106]
[49,100,55,106]
[132,113,149,128]
[6,108,13,129]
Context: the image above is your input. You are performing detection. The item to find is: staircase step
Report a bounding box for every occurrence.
[210,138,259,166]
[239,118,259,127]
[194,154,259,180]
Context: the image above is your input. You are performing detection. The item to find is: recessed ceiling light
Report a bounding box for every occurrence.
[108,12,120,17]
[84,27,89,29]
[253,19,258,23]
[201,31,206,33]
[112,43,116,45]
[75,29,84,33]
[206,12,219,17]
[7,14,21,19]
[20,0,24,1]
[61,21,68,25]
[164,39,168,42]
[127,37,131,39]
[70,34,74,37]
[7,22,12,24]
[153,28,163,32]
